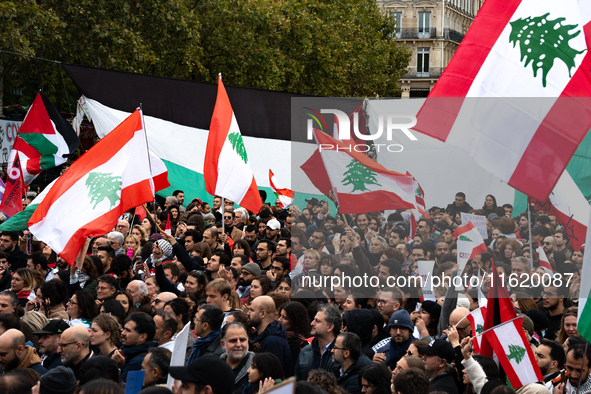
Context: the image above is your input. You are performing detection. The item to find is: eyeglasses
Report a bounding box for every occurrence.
[97,286,112,292]
[542,292,557,297]
[58,342,77,348]
[332,346,347,351]
[456,325,470,332]
[543,242,553,245]
[67,299,78,305]
[224,216,233,220]
[271,266,283,271]
[153,299,164,304]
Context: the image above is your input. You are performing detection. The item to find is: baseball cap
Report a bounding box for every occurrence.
[33,319,71,336]
[169,356,235,393]
[266,219,281,230]
[418,339,456,363]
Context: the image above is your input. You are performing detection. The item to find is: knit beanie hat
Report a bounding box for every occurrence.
[40,366,77,394]
[242,263,261,277]
[388,309,414,331]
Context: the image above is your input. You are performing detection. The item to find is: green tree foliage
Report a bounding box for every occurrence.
[1,0,411,112]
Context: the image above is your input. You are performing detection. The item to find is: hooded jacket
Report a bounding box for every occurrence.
[121,340,159,380]
[334,353,373,394]
[221,350,254,394]
[17,345,47,375]
[250,320,291,374]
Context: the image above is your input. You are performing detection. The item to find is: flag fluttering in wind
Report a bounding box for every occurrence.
[204,75,262,214]
[577,208,591,343]
[454,222,487,275]
[466,306,487,353]
[28,109,169,264]
[413,0,591,201]
[269,170,294,208]
[308,129,416,214]
[536,241,553,274]
[483,317,544,389]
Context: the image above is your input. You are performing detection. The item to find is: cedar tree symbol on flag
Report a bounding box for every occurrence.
[28,109,169,264]
[307,129,416,214]
[413,0,591,201]
[454,222,487,276]
[466,306,487,353]
[204,75,262,214]
[269,170,294,209]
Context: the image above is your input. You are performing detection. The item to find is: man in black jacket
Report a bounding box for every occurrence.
[0,232,26,270]
[34,319,71,371]
[0,252,12,291]
[331,332,372,394]
[418,339,459,394]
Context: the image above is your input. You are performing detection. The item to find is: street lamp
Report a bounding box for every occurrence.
[13,86,22,105]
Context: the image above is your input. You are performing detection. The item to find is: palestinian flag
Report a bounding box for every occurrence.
[204,76,262,214]
[269,169,294,208]
[483,317,544,389]
[309,129,416,214]
[466,306,487,353]
[414,0,591,201]
[479,261,518,358]
[28,109,169,264]
[9,92,79,185]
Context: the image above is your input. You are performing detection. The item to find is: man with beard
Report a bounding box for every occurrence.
[535,339,565,390]
[57,326,92,379]
[372,310,415,369]
[221,322,254,394]
[33,319,71,370]
[553,344,591,394]
[0,232,26,270]
[331,332,372,394]
[223,211,244,242]
[187,304,224,363]
[418,339,458,394]
[542,286,566,341]
[275,238,296,271]
[237,263,260,299]
[0,252,12,291]
[374,288,402,329]
[0,329,46,374]
[255,240,274,271]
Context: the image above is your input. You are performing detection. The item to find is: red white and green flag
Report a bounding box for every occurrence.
[530,170,588,251]
[454,222,487,274]
[483,317,544,389]
[466,306,487,353]
[577,208,591,343]
[312,129,416,214]
[27,109,169,264]
[269,169,294,208]
[414,0,591,201]
[204,76,262,214]
[536,241,553,274]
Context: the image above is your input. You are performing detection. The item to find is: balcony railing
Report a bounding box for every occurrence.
[398,28,437,39]
[443,28,465,43]
[402,67,444,79]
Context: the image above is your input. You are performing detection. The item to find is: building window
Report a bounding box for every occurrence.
[418,12,431,38]
[391,12,402,38]
[417,47,430,77]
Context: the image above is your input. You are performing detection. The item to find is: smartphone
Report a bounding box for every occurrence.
[415,302,422,312]
[334,233,341,241]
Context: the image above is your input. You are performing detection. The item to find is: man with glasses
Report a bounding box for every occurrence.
[96,275,119,302]
[448,307,472,345]
[376,288,402,327]
[117,312,158,380]
[542,236,557,255]
[542,286,566,341]
[116,220,130,237]
[331,332,372,394]
[187,304,224,364]
[255,240,274,270]
[223,211,244,243]
[151,292,177,313]
[33,319,71,371]
[266,256,290,282]
[58,326,92,379]
[372,310,415,369]
[107,231,125,256]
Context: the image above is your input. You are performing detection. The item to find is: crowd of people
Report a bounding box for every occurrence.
[0,189,585,394]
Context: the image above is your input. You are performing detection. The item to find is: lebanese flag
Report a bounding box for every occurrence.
[480,261,518,358]
[578,207,591,343]
[134,204,147,222]
[413,0,591,201]
[454,222,487,275]
[0,153,24,218]
[204,76,262,214]
[483,317,544,389]
[9,92,79,185]
[269,169,294,208]
[536,241,553,273]
[466,306,487,353]
[311,129,416,214]
[28,109,169,264]
[164,213,172,235]
[529,170,588,251]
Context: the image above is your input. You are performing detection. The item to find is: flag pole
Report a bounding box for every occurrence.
[222,197,225,234]
[527,197,534,271]
[139,104,158,214]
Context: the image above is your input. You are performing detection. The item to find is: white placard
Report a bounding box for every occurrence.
[166,322,191,390]
[417,260,436,301]
[461,212,488,241]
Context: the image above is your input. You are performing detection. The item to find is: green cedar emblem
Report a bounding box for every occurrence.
[507,344,526,364]
[459,235,473,242]
[341,159,381,192]
[85,172,122,210]
[476,324,483,334]
[415,187,422,197]
[228,132,248,164]
[509,13,585,87]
